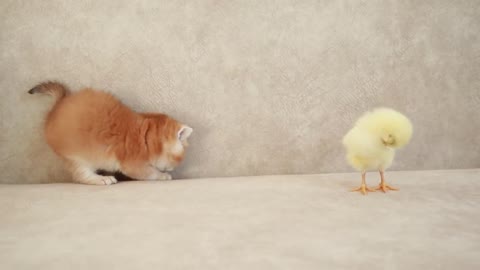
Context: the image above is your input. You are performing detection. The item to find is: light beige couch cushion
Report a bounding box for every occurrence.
[1,170,479,269]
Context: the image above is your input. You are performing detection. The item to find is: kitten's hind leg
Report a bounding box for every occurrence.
[67,161,117,185]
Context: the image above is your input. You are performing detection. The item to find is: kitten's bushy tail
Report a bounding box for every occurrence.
[28,81,68,103]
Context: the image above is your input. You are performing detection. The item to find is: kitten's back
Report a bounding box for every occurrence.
[45,89,137,160]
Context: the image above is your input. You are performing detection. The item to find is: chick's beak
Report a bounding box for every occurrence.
[382,134,396,146]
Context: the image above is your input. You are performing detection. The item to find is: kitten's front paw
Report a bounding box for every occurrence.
[157,173,172,181]
[101,176,118,185]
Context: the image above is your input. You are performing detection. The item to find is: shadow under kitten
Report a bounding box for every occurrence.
[96,170,135,182]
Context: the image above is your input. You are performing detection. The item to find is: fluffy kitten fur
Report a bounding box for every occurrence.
[29,81,193,185]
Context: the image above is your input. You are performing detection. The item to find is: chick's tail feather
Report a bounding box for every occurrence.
[28,81,69,108]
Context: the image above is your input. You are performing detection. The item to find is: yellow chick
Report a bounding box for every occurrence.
[342,108,413,195]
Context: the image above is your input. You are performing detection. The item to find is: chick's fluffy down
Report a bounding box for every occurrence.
[342,108,413,171]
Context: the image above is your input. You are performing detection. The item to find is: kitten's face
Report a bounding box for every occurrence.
[145,115,193,172]
[158,125,193,171]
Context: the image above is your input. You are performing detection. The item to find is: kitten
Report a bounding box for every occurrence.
[29,81,193,185]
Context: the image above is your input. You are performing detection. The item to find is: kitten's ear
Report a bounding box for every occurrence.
[178,125,193,141]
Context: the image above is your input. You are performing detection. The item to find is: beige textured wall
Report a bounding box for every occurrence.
[1,0,479,183]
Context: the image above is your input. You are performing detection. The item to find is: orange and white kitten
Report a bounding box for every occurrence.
[29,81,193,185]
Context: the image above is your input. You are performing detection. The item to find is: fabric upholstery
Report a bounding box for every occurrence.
[1,170,479,269]
[1,1,479,183]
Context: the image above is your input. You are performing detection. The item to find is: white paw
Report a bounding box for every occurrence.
[157,173,172,181]
[101,176,118,185]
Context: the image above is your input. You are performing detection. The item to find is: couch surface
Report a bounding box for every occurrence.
[1,169,479,269]
[1,1,480,183]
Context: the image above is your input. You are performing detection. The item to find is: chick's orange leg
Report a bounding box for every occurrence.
[351,171,375,195]
[375,170,398,193]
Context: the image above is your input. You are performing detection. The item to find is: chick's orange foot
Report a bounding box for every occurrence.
[375,183,398,193]
[351,184,376,195]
